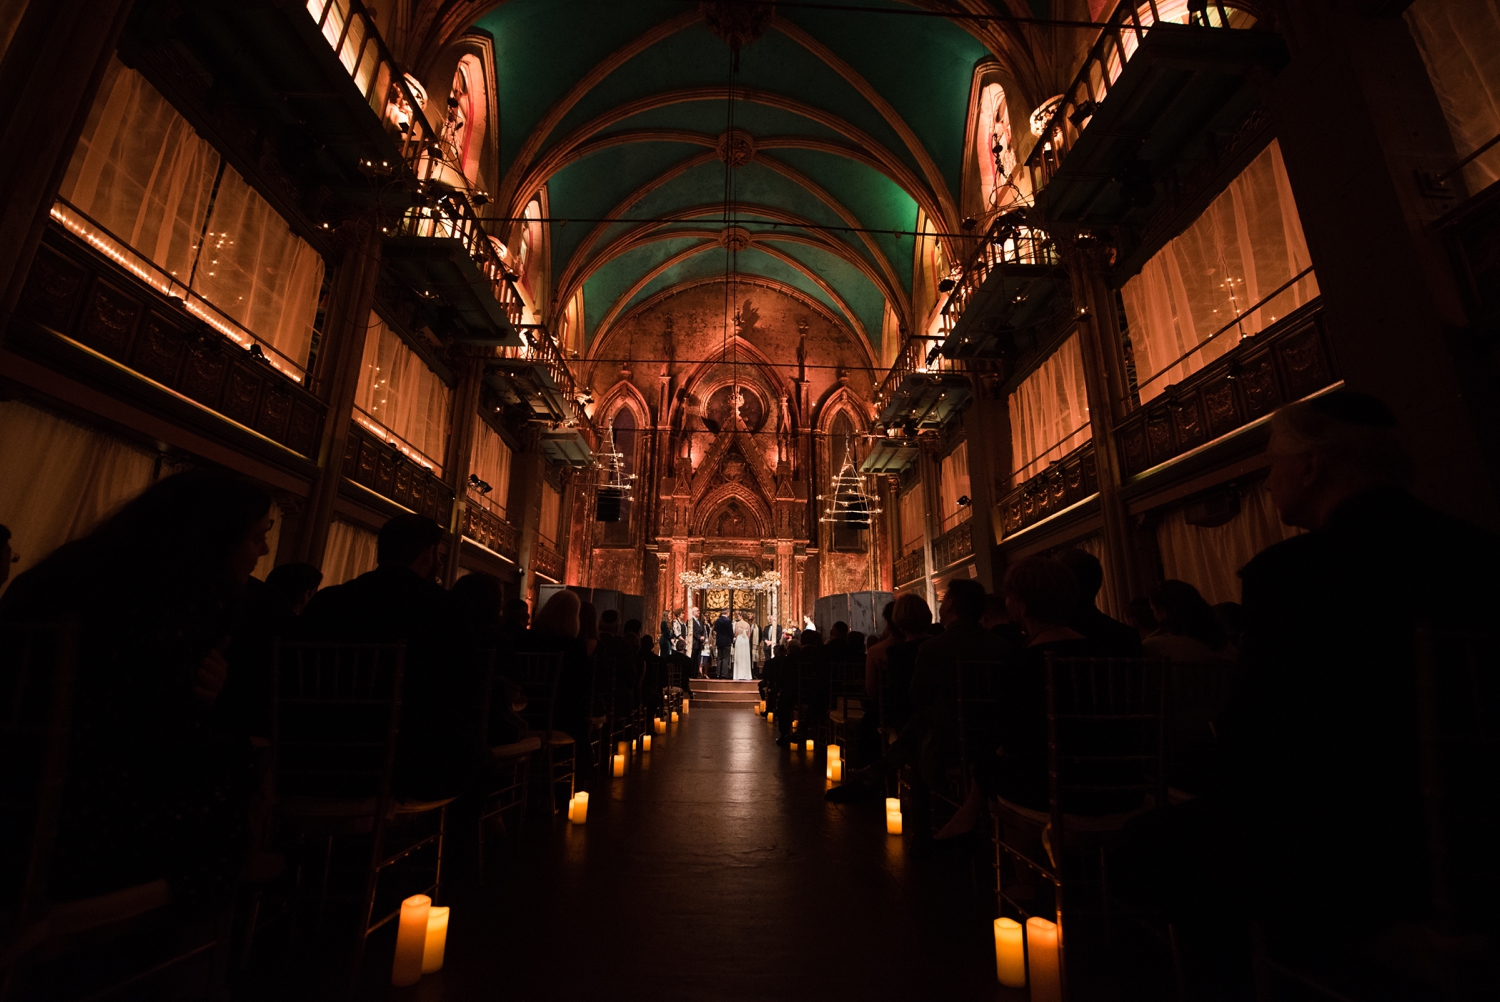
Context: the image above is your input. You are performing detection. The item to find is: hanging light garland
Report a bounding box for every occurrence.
[818,441,883,526]
[679,564,781,591]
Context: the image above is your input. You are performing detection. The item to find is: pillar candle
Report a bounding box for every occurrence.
[994,917,1025,987]
[791,718,799,732]
[570,791,589,824]
[886,797,900,813]
[566,795,576,822]
[886,810,903,835]
[631,737,638,751]
[827,744,841,762]
[422,906,450,974]
[642,734,652,752]
[759,700,766,714]
[391,894,430,986]
[828,758,843,782]
[612,753,626,777]
[767,711,774,724]
[1025,917,1062,1002]
[682,698,690,713]
[671,711,679,723]
[617,741,629,759]
[655,717,666,734]
[805,739,814,752]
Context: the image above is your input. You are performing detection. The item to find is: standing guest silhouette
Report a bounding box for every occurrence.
[713,610,734,679]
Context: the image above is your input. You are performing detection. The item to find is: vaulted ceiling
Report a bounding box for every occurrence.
[464,0,1061,360]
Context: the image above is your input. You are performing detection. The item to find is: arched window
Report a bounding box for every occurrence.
[828,412,866,553]
[517,196,544,311]
[443,54,488,188]
[600,407,636,545]
[976,81,1017,215]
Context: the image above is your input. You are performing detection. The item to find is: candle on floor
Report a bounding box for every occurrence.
[767,711,774,724]
[632,736,638,751]
[805,739,814,752]
[758,700,766,714]
[886,809,903,835]
[682,698,690,713]
[617,740,629,759]
[422,906,450,974]
[654,717,666,734]
[1025,917,1062,1002]
[828,757,843,781]
[994,917,1025,987]
[570,791,589,824]
[791,718,799,732]
[642,734,652,752]
[886,797,900,814]
[566,795,577,822]
[391,894,430,986]
[671,711,679,723]
[612,753,626,777]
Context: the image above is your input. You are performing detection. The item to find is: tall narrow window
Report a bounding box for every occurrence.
[976,82,1017,216]
[1119,140,1318,402]
[1008,333,1092,486]
[899,485,925,555]
[600,408,635,546]
[539,480,562,547]
[829,412,866,553]
[938,442,972,533]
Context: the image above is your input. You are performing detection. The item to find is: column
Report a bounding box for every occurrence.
[293,217,384,567]
[441,355,484,586]
[0,0,134,326]
[917,439,940,612]
[960,372,1004,592]
[511,425,546,607]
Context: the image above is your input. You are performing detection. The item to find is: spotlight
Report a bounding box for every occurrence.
[957,495,971,507]
[937,278,956,293]
[960,217,977,231]
[1069,100,1098,130]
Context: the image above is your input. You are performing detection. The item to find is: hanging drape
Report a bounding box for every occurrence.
[1008,332,1091,485]
[938,441,972,531]
[1406,0,1500,193]
[353,312,453,474]
[57,58,324,371]
[1073,533,1120,622]
[0,401,157,592]
[191,165,324,371]
[321,518,379,588]
[1154,479,1301,607]
[1120,140,1319,403]
[470,415,513,517]
[899,485,924,554]
[539,482,561,546]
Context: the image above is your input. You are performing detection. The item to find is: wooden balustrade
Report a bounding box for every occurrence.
[931,514,975,571]
[14,224,325,458]
[997,442,1100,540]
[532,539,565,582]
[463,502,519,561]
[1115,299,1334,477]
[894,547,925,588]
[939,221,1058,338]
[341,420,454,523]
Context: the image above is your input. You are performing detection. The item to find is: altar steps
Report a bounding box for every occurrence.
[686,678,762,704]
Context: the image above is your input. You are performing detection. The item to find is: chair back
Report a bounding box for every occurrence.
[510,652,565,739]
[828,659,865,714]
[0,623,76,928]
[1415,626,1499,934]
[1045,656,1166,823]
[956,660,1007,788]
[272,643,405,804]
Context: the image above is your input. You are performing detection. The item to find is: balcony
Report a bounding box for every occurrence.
[894,548,925,588]
[931,515,976,571]
[1115,299,1334,478]
[463,502,520,562]
[997,441,1100,540]
[385,200,526,346]
[938,219,1064,360]
[12,211,325,459]
[859,437,919,475]
[136,0,435,200]
[872,333,971,434]
[532,539,565,583]
[341,419,454,522]
[1024,0,1286,228]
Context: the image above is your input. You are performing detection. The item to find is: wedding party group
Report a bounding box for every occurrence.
[658,609,797,680]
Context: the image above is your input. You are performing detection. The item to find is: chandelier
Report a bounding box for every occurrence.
[818,442,882,526]
[679,564,782,592]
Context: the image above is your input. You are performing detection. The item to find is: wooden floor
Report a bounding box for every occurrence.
[355,705,1018,1001]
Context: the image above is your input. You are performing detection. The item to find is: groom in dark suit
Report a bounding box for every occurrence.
[713,611,734,679]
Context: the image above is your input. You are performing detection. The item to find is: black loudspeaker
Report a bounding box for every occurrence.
[596,488,624,522]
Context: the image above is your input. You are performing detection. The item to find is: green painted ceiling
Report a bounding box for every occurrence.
[475,0,992,357]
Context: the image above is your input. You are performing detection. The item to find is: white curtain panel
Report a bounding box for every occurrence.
[539,481,561,546]
[0,401,157,591]
[1155,479,1301,607]
[191,165,324,371]
[1406,0,1500,192]
[898,485,924,554]
[1073,532,1120,622]
[1007,331,1092,485]
[938,441,971,529]
[470,415,513,517]
[353,312,453,474]
[321,518,379,588]
[1120,140,1319,403]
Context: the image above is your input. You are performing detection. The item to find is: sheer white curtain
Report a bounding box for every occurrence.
[539,481,561,545]
[1008,332,1091,484]
[57,58,324,371]
[898,485,924,553]
[0,401,157,592]
[59,57,219,283]
[1073,533,1120,621]
[938,441,972,531]
[321,518,379,588]
[1120,140,1319,403]
[470,415,512,517]
[353,312,453,474]
[1154,479,1301,606]
[192,166,324,371]
[1406,0,1500,192]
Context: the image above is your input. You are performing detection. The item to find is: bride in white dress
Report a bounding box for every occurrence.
[732,614,753,680]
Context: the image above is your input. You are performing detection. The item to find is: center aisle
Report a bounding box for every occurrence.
[412,706,1007,1001]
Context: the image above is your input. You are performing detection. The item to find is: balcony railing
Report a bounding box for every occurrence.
[16,218,325,459]
[462,502,520,562]
[1116,298,1333,477]
[894,548,925,588]
[931,517,975,571]
[532,539,565,583]
[392,199,525,329]
[342,419,454,523]
[872,330,964,423]
[997,441,1099,540]
[939,219,1059,339]
[1024,0,1250,196]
